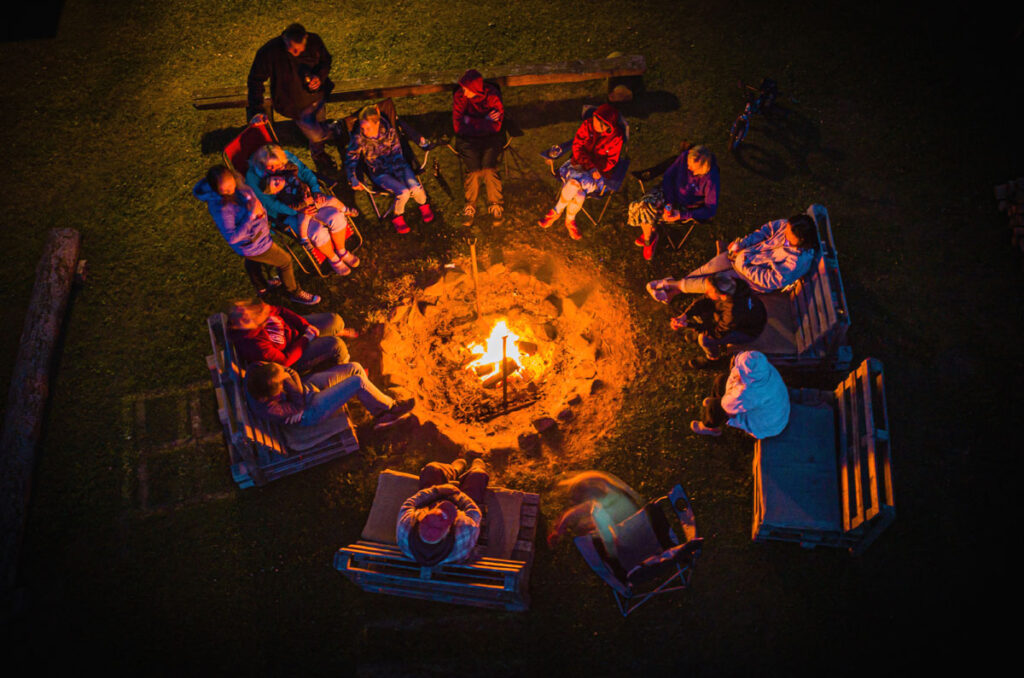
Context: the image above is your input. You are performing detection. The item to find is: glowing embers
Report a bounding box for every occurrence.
[465,319,524,386]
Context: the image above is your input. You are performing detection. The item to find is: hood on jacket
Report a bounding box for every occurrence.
[193,178,220,203]
[593,103,621,130]
[733,350,773,385]
[458,68,486,95]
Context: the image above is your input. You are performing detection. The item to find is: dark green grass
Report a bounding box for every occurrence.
[2,0,1021,674]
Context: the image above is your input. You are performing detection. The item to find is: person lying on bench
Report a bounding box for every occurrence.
[691,350,790,438]
[227,298,356,373]
[194,165,319,305]
[538,103,625,240]
[345,104,434,235]
[648,214,817,296]
[395,457,489,566]
[670,273,767,369]
[244,361,414,430]
[628,144,719,261]
[248,144,361,276]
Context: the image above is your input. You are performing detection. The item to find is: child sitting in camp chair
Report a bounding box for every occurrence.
[344,103,434,234]
[247,144,361,276]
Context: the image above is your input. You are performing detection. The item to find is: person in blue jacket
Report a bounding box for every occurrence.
[193,165,320,305]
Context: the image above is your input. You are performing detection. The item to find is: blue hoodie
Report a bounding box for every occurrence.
[193,179,273,258]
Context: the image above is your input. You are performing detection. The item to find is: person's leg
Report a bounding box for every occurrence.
[301,363,394,424]
[480,137,503,208]
[245,243,298,292]
[555,180,584,216]
[293,337,349,372]
[305,312,345,337]
[458,458,489,506]
[295,100,333,159]
[457,136,484,207]
[419,459,467,489]
[244,258,270,292]
[701,396,729,429]
[481,168,503,208]
[678,252,734,293]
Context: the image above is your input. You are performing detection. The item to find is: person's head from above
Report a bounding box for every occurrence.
[687,145,715,176]
[260,174,287,195]
[246,361,289,400]
[358,105,382,137]
[705,272,737,300]
[784,214,817,249]
[458,68,485,99]
[252,144,289,173]
[591,103,619,134]
[206,165,237,198]
[228,298,272,332]
[282,23,307,57]
[417,500,458,544]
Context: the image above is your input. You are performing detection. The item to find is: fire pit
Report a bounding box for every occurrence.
[378,244,637,469]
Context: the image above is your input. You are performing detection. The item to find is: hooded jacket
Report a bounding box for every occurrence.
[246,149,324,222]
[571,105,625,175]
[720,351,790,439]
[453,69,504,137]
[344,116,407,186]
[731,219,816,293]
[193,179,273,258]
[228,305,313,367]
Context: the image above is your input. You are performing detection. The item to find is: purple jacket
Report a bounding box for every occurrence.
[661,154,720,221]
[193,179,273,258]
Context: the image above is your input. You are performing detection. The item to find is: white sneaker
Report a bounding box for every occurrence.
[329,257,352,276]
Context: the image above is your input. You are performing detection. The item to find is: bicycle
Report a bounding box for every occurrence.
[728,78,779,151]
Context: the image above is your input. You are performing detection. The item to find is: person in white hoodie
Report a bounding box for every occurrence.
[691,351,790,438]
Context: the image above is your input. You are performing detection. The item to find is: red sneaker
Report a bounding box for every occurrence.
[566,219,582,240]
[392,215,410,234]
[634,235,646,247]
[538,209,558,228]
[419,203,435,223]
[643,231,659,261]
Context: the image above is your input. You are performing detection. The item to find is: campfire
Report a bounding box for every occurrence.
[465,319,538,387]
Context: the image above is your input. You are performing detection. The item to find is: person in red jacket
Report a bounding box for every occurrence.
[452,69,505,227]
[538,103,625,240]
[226,299,356,373]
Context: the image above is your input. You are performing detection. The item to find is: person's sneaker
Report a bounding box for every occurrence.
[634,235,647,247]
[462,204,476,227]
[538,209,558,228]
[686,356,720,369]
[690,421,723,437]
[329,257,352,276]
[702,397,715,409]
[488,203,504,226]
[566,219,582,240]
[392,215,410,234]
[643,231,659,261]
[341,249,360,268]
[374,398,416,430]
[419,203,435,223]
[288,289,321,306]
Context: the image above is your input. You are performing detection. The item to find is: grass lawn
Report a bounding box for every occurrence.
[1,1,1020,674]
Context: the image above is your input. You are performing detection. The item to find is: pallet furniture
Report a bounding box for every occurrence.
[574,484,703,616]
[335,469,539,611]
[736,204,852,370]
[192,55,646,111]
[752,358,894,555]
[205,313,359,489]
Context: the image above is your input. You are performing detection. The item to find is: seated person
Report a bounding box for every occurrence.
[546,470,643,562]
[538,103,625,240]
[344,104,434,234]
[453,68,505,226]
[244,361,415,430]
[395,457,489,566]
[648,214,817,296]
[193,165,319,305]
[669,273,767,368]
[691,350,790,439]
[247,144,360,276]
[227,298,356,373]
[628,144,720,260]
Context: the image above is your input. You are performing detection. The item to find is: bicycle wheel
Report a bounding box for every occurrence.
[729,114,749,150]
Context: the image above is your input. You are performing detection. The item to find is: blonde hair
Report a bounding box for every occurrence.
[250,144,288,172]
[227,298,268,329]
[687,145,714,172]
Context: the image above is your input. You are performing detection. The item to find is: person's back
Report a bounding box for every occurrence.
[721,351,790,438]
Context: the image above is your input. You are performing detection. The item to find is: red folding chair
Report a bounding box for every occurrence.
[222,120,364,277]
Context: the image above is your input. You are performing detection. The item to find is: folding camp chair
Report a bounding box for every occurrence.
[540,105,631,227]
[341,99,435,222]
[630,144,713,251]
[222,119,364,278]
[573,484,703,616]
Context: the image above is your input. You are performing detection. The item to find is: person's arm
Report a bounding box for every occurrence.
[733,220,780,252]
[452,90,468,135]
[246,168,298,221]
[570,122,596,170]
[680,170,719,221]
[287,152,323,195]
[246,45,271,121]
[344,135,363,188]
[594,133,623,175]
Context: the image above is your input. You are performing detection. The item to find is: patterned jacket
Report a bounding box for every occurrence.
[344,117,407,186]
[396,484,482,566]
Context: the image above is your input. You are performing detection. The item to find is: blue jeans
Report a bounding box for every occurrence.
[299,363,393,426]
[295,99,332,156]
[292,313,350,373]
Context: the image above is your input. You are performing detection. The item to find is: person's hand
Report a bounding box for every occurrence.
[284,412,303,425]
[663,206,681,222]
[303,325,319,340]
[727,238,741,255]
[418,137,429,149]
[307,76,321,91]
[670,315,688,331]
[591,169,601,180]
[301,203,318,215]
[249,113,268,125]
[486,109,501,122]
[314,193,329,207]
[546,531,562,548]
[340,328,359,338]
[351,182,365,191]
[344,205,359,217]
[463,115,472,126]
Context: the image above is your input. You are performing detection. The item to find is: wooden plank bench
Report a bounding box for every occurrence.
[335,469,540,612]
[205,313,359,489]
[732,204,852,370]
[192,55,646,111]
[751,358,894,555]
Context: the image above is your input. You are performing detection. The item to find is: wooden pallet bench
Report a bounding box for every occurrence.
[752,358,894,555]
[335,469,539,612]
[206,313,358,489]
[736,204,852,370]
[192,54,646,111]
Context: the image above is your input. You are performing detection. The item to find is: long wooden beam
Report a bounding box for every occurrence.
[192,54,646,110]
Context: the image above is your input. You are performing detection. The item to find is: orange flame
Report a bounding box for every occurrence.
[466,319,523,381]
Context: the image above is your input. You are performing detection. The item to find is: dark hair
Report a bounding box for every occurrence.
[245,362,282,400]
[283,23,307,42]
[709,272,736,296]
[787,214,818,249]
[205,164,232,189]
